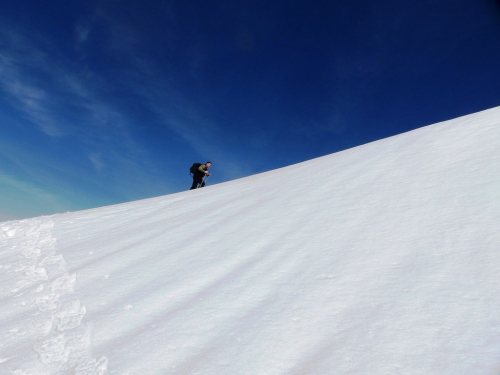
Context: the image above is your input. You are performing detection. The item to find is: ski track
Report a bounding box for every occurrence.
[0,217,108,374]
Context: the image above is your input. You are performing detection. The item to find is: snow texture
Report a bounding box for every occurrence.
[1,107,500,374]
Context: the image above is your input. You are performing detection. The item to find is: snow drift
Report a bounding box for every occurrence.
[1,107,500,374]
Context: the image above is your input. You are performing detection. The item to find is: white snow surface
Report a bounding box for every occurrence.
[1,107,500,375]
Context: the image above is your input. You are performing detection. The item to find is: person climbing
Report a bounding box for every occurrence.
[190,161,211,190]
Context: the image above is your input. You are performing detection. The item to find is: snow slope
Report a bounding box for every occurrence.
[1,107,500,374]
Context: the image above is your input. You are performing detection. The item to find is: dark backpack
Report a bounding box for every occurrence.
[190,163,202,175]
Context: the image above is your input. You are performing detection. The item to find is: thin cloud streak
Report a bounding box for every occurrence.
[0,172,58,203]
[89,153,105,170]
[0,26,149,160]
[0,51,63,137]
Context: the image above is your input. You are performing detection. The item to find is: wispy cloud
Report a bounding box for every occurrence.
[0,172,58,202]
[74,9,103,45]
[76,25,91,44]
[89,153,105,170]
[0,22,170,197]
[0,25,146,154]
[2,79,63,137]
[0,44,64,137]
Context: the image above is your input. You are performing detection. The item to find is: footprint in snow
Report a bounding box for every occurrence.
[2,218,108,374]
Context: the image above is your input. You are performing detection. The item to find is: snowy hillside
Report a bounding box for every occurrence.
[1,107,500,375]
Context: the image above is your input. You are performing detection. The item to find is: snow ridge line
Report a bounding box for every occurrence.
[1,218,108,374]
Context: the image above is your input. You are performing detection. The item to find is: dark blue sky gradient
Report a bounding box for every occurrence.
[1,0,500,219]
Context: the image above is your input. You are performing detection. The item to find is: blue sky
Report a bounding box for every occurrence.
[1,0,500,220]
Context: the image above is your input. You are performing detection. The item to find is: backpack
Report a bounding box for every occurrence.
[190,163,202,175]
